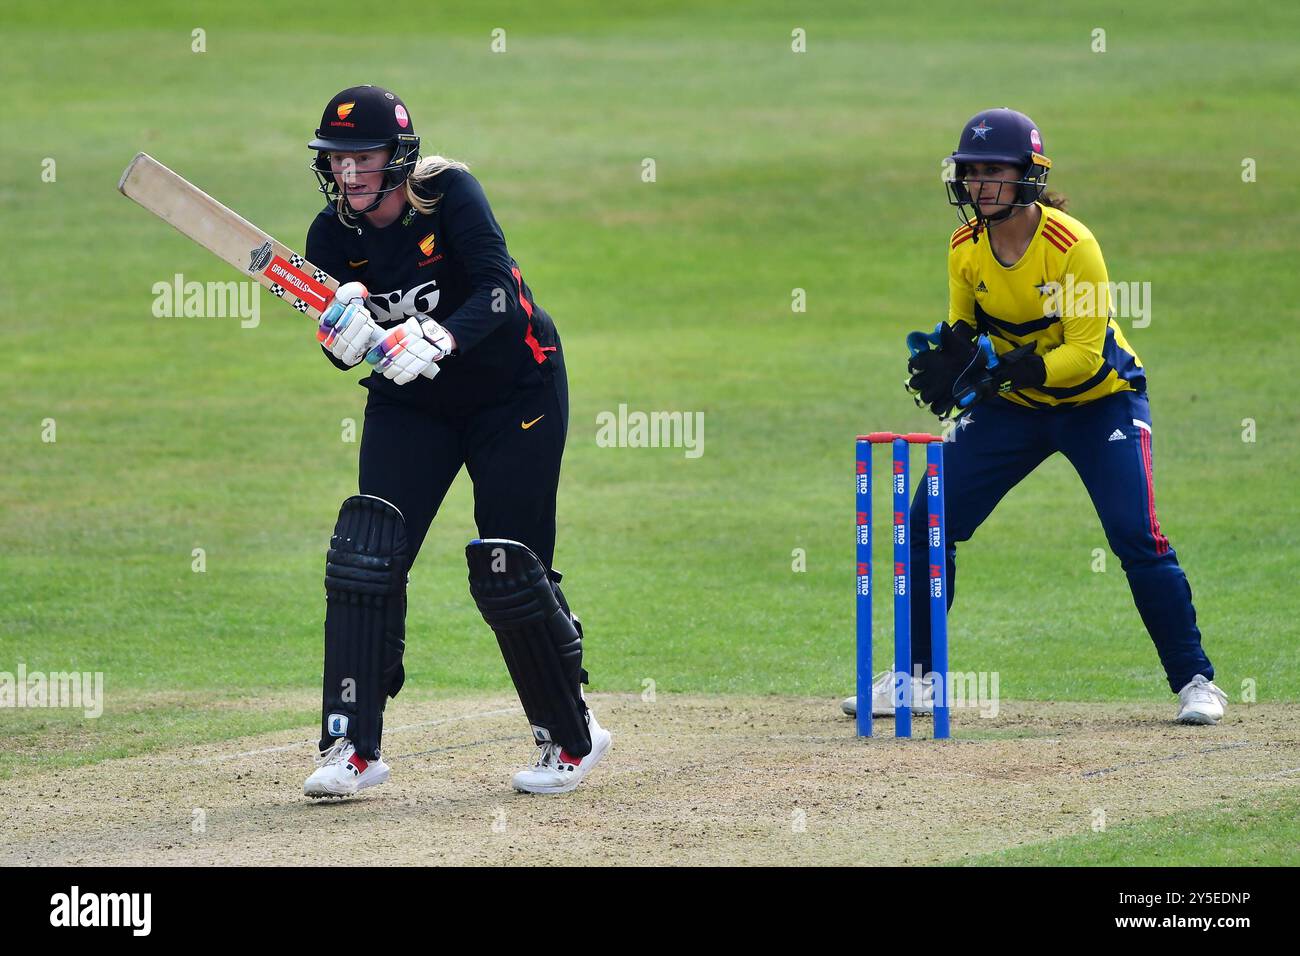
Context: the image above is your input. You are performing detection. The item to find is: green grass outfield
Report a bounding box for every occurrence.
[962,789,1300,866]
[2,1,1298,858]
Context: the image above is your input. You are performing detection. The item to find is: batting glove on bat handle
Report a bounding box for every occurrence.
[318,282,381,368]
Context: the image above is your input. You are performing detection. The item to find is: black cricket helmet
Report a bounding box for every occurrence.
[308,85,420,217]
[945,107,1052,231]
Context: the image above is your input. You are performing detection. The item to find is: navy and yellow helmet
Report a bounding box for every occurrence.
[945,108,1052,229]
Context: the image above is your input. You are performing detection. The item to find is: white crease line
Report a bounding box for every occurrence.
[201,739,316,762]
[385,707,519,735]
[1080,741,1252,779]
[194,707,522,764]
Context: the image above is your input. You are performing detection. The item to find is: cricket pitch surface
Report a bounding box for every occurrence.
[4,694,1297,866]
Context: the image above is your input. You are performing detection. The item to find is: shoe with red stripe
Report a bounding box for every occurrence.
[304,738,391,798]
[511,710,612,795]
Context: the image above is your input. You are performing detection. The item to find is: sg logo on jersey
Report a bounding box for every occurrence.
[366,281,441,323]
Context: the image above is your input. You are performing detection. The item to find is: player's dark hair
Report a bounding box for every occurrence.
[1040,189,1069,211]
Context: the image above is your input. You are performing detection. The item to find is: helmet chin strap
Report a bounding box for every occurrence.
[338,189,386,222]
[963,166,1042,242]
[969,192,1024,241]
[978,203,1016,228]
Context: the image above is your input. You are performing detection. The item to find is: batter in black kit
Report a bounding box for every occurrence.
[301,85,611,799]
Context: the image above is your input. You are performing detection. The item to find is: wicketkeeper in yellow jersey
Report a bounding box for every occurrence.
[848,108,1225,726]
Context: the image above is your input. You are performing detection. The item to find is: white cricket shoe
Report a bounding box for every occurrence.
[512,711,612,795]
[304,738,391,798]
[841,670,934,718]
[1176,675,1228,725]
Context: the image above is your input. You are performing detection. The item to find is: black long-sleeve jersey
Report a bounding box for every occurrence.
[306,167,559,414]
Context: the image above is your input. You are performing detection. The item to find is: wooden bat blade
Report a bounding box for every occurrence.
[117,152,338,318]
[116,153,439,381]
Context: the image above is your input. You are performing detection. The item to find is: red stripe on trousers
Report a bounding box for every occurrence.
[1139,429,1170,555]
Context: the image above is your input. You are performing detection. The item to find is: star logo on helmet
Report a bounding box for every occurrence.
[970,120,993,140]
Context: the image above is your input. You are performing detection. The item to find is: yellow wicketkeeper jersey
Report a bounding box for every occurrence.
[948,204,1145,408]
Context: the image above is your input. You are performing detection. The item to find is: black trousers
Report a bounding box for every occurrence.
[357,354,569,570]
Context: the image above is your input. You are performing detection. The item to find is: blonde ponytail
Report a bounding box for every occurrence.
[405,155,471,214]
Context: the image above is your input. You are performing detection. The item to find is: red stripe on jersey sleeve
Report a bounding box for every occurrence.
[1044,218,1078,242]
[510,266,534,318]
[1042,230,1069,253]
[512,265,547,364]
[1043,222,1075,250]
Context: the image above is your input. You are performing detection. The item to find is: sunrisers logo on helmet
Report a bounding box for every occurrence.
[945,107,1052,236]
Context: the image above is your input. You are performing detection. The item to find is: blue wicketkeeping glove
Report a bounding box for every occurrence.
[951,338,1044,411]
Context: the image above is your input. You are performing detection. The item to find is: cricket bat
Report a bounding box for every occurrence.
[117,152,434,378]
